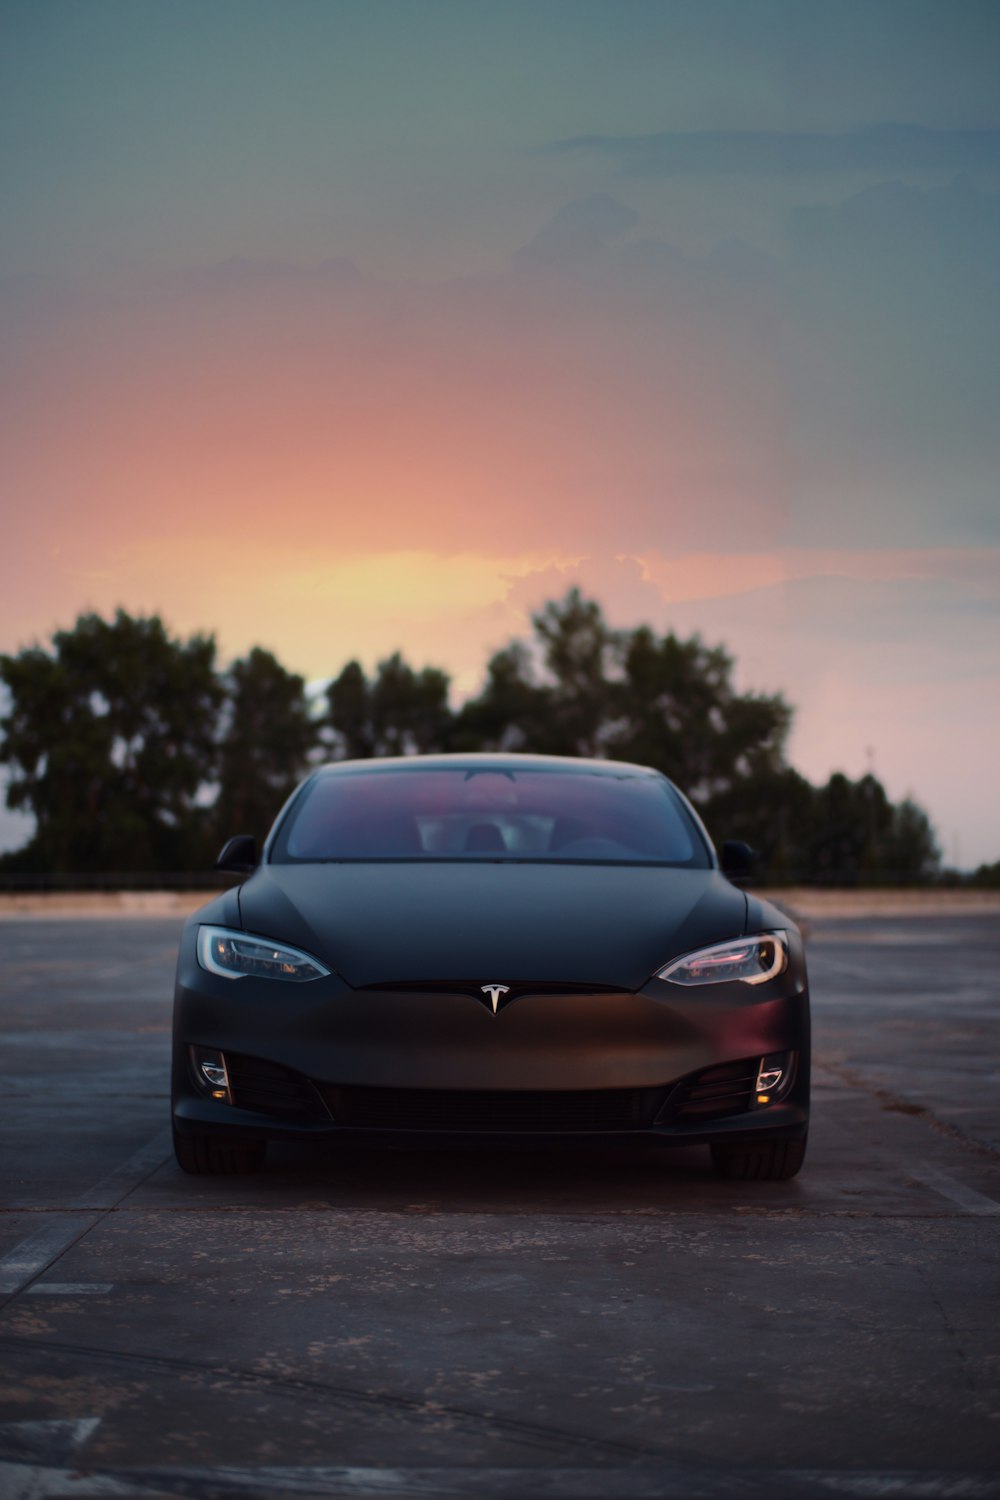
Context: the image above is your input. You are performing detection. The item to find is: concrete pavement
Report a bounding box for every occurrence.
[0,913,998,1498]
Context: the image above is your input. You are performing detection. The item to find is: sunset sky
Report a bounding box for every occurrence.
[2,0,999,864]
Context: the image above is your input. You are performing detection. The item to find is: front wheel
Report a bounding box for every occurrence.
[710,1133,807,1181]
[173,1125,266,1176]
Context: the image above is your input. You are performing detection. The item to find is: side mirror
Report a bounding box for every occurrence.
[215,835,258,874]
[721,839,757,883]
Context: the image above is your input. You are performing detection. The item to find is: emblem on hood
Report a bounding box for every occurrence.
[480,984,510,1015]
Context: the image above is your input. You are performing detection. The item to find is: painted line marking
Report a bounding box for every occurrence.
[0,1461,160,1498]
[72,1128,173,1210]
[0,1417,109,1496]
[0,1217,101,1298]
[909,1165,1000,1215]
[0,1462,997,1500]
[0,1416,102,1463]
[25,1282,114,1296]
[0,1129,171,1301]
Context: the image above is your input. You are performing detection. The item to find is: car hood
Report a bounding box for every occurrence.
[237,862,747,992]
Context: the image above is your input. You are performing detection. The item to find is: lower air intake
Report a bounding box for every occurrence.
[227,1053,328,1120]
[656,1057,757,1123]
[328,1085,663,1134]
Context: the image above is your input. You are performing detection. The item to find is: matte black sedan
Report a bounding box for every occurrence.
[172,754,809,1179]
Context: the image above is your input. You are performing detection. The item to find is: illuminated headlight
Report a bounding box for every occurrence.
[196,925,330,982]
[657,931,788,987]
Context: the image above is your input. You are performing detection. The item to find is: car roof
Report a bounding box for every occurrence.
[313,752,665,779]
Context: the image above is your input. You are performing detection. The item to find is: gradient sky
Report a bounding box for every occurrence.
[2,0,999,864]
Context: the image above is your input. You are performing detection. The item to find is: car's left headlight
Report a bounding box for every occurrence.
[196,925,330,982]
[657,931,788,987]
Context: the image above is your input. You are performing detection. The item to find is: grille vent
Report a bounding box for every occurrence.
[656,1057,757,1124]
[327,1084,665,1134]
[226,1053,329,1120]
[224,1053,760,1131]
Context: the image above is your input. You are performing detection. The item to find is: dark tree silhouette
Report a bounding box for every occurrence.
[880,796,940,886]
[327,653,452,759]
[326,660,373,759]
[0,595,943,884]
[452,590,624,756]
[450,642,551,752]
[214,647,319,846]
[451,590,938,886]
[0,610,221,871]
[698,766,817,884]
[455,588,792,803]
[610,625,791,802]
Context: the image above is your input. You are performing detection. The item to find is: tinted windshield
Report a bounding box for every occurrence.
[271,766,709,867]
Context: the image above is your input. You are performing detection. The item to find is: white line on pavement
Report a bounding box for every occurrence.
[0,1217,102,1299]
[25,1283,114,1296]
[910,1164,1000,1215]
[0,1129,172,1300]
[0,1461,158,1498]
[71,1129,172,1210]
[0,1462,996,1500]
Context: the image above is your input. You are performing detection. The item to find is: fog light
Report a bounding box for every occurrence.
[190,1046,231,1104]
[753,1052,794,1108]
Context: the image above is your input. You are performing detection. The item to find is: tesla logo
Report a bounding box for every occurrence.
[480,984,510,1015]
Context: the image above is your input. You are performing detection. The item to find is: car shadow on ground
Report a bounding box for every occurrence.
[150,1137,808,1213]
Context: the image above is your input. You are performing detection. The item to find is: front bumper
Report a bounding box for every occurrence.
[172,944,810,1150]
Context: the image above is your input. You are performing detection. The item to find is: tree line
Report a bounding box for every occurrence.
[0,590,943,884]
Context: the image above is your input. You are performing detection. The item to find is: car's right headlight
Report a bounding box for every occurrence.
[657,931,788,987]
[196,926,330,982]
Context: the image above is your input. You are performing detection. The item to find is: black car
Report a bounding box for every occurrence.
[172,754,809,1180]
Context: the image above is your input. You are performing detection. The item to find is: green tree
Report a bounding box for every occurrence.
[450,642,551,751]
[882,797,940,885]
[327,660,373,759]
[452,589,622,756]
[707,772,940,887]
[0,610,221,871]
[214,647,319,845]
[451,589,943,885]
[610,625,792,802]
[327,652,452,758]
[700,766,817,884]
[0,594,944,887]
[456,589,793,803]
[530,590,621,755]
[801,772,893,886]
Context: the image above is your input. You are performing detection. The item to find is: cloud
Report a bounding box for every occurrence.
[637,546,1000,606]
[3,182,999,588]
[0,194,796,578]
[512,193,639,268]
[550,124,1000,178]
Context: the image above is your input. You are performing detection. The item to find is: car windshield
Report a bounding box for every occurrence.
[271,766,709,866]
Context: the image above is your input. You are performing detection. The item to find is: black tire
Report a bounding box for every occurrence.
[710,1133,807,1181]
[173,1126,266,1176]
